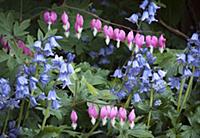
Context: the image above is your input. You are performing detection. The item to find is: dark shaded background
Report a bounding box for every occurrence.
[0,0,200,49]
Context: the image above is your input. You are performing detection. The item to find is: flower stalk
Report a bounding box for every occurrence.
[147,89,154,127]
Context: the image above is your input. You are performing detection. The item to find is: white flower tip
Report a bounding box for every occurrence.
[105,36,110,45]
[64,32,70,38]
[120,120,125,127]
[72,123,77,130]
[93,28,98,37]
[159,47,164,53]
[129,121,135,129]
[116,40,120,48]
[102,118,107,126]
[128,43,133,51]
[134,45,139,53]
[150,46,154,53]
[111,118,116,127]
[76,33,81,40]
[91,117,96,125]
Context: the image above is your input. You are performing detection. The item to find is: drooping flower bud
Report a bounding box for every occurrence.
[75,14,84,39]
[43,11,57,30]
[100,106,108,126]
[17,40,32,56]
[61,12,70,38]
[109,106,118,127]
[127,31,134,51]
[103,25,114,45]
[128,109,135,129]
[146,35,158,53]
[88,105,98,125]
[90,19,102,37]
[114,28,126,48]
[118,107,127,127]
[135,33,145,53]
[70,110,78,130]
[158,34,166,53]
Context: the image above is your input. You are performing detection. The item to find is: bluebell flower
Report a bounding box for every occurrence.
[127,13,139,24]
[142,69,152,80]
[133,93,141,103]
[141,11,149,21]
[15,76,29,98]
[33,54,46,63]
[39,73,49,86]
[153,79,166,93]
[33,40,42,51]
[66,53,75,63]
[194,69,200,77]
[152,73,160,82]
[116,90,127,100]
[136,54,147,66]
[146,51,156,64]
[183,68,192,77]
[37,92,46,101]
[177,53,186,64]
[99,48,106,56]
[187,54,195,64]
[154,99,162,106]
[44,64,52,73]
[89,51,98,59]
[49,36,60,48]
[7,121,20,138]
[30,96,38,107]
[158,70,166,78]
[44,43,54,56]
[168,77,180,90]
[99,58,110,64]
[113,68,123,78]
[48,90,57,100]
[190,33,199,41]
[149,2,160,15]
[52,99,61,109]
[140,82,151,93]
[0,78,11,97]
[140,0,149,10]
[147,15,157,24]
[51,55,64,69]
[24,65,36,75]
[29,76,38,91]
[58,74,71,88]
[105,44,115,55]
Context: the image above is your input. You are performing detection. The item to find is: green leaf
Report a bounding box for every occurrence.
[82,77,98,96]
[0,51,9,63]
[37,29,44,41]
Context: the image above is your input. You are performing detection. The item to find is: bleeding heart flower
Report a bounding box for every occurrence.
[61,12,70,38]
[114,28,126,48]
[88,105,99,125]
[103,25,114,45]
[127,31,134,50]
[158,34,166,53]
[75,14,84,39]
[43,11,57,30]
[118,107,127,127]
[70,110,78,130]
[90,19,102,37]
[135,33,145,53]
[109,106,118,127]
[128,109,136,129]
[100,106,108,126]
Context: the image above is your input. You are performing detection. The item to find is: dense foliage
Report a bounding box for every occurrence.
[0,0,200,137]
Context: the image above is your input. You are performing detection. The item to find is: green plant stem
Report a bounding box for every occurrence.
[177,78,186,112]
[124,92,134,108]
[23,90,34,125]
[180,67,195,112]
[2,110,10,134]
[17,100,25,128]
[86,121,99,137]
[41,101,51,130]
[147,89,154,128]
